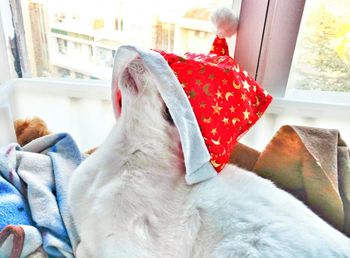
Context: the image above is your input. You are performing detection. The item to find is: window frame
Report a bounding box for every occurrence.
[234,0,269,80]
[0,0,16,83]
[0,0,32,84]
[234,0,306,98]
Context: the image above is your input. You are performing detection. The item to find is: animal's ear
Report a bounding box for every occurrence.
[111,48,138,120]
[111,62,142,119]
[113,85,122,119]
[112,63,122,120]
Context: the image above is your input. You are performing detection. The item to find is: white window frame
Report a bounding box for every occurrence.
[234,0,269,80]
[0,0,17,83]
[234,0,306,98]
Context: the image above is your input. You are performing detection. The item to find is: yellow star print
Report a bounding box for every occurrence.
[242,80,250,91]
[243,109,250,120]
[212,103,223,115]
[216,90,223,99]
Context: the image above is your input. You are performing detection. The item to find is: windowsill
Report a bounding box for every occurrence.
[1,78,349,150]
[1,78,111,101]
[285,89,350,106]
[269,89,350,118]
[2,78,349,120]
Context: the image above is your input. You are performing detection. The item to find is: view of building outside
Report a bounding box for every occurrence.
[287,0,350,92]
[21,0,235,80]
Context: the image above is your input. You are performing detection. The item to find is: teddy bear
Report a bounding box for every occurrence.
[14,116,51,146]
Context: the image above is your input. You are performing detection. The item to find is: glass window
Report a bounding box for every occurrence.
[287,0,350,93]
[21,0,239,80]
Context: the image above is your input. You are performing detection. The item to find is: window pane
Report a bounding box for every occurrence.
[21,0,238,80]
[287,0,350,92]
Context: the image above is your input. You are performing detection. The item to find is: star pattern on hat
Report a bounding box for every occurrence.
[212,103,223,115]
[157,41,272,172]
[243,109,250,120]
[243,80,250,91]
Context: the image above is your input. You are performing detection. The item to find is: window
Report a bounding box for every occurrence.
[232,0,350,149]
[56,38,67,54]
[287,0,350,93]
[57,67,70,77]
[156,23,175,52]
[15,0,238,80]
[237,0,350,101]
[75,72,85,79]
[1,0,349,148]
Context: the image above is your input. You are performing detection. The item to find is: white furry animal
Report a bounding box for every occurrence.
[68,59,350,258]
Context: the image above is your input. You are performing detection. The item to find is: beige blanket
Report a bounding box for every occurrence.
[231,125,350,236]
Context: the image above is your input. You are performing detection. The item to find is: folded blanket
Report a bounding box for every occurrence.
[231,125,350,237]
[2,124,349,256]
[0,133,82,257]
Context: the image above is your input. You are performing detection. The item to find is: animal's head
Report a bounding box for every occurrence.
[115,58,174,128]
[112,57,183,166]
[114,58,175,131]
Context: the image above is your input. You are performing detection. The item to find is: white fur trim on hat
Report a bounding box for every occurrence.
[211,7,239,38]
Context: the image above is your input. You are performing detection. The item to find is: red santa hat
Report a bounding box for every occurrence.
[156,7,272,172]
[112,7,272,184]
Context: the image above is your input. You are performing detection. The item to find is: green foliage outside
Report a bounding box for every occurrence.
[292,4,350,92]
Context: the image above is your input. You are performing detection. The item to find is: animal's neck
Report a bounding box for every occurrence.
[96,117,191,254]
[105,119,185,177]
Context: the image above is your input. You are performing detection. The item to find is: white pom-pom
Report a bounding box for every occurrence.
[211,7,239,38]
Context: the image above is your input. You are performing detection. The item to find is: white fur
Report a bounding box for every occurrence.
[68,60,350,258]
